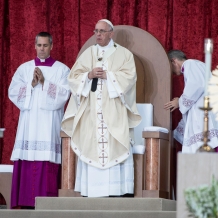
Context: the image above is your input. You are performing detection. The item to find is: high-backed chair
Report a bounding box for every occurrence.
[59,25,172,198]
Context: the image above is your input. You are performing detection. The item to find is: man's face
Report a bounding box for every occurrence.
[171,59,182,75]
[35,36,53,59]
[94,21,113,47]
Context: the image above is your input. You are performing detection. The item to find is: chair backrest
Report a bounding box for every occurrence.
[78,25,171,130]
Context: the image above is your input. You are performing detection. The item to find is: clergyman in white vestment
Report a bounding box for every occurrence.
[164,49,218,153]
[61,19,141,197]
[9,32,70,208]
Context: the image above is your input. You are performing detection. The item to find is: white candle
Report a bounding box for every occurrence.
[204,39,213,96]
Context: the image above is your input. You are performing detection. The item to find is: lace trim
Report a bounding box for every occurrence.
[184,129,218,147]
[175,123,184,136]
[17,86,27,103]
[181,94,195,108]
[47,83,57,103]
[14,140,61,153]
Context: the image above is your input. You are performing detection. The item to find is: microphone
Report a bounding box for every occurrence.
[91,78,98,92]
[91,51,104,92]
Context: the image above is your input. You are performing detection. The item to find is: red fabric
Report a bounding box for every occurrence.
[172,74,184,131]
[2,0,218,164]
[1,0,218,203]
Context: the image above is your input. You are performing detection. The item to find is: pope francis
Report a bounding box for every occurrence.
[61,19,141,197]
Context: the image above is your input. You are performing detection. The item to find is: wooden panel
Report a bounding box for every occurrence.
[61,138,75,189]
[145,139,159,190]
[0,173,12,209]
[142,131,169,140]
[59,189,81,197]
[60,131,70,138]
[133,154,144,197]
[159,139,170,194]
[142,190,169,199]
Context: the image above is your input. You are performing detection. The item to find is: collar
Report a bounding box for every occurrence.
[34,56,56,67]
[97,39,114,52]
[181,60,187,73]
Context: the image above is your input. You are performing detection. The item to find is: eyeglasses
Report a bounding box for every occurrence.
[93,29,112,34]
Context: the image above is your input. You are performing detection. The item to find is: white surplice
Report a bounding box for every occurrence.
[73,40,136,196]
[174,59,218,153]
[9,59,70,164]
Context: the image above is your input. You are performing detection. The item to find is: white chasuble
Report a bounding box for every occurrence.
[174,59,218,153]
[62,40,141,196]
[9,59,70,164]
[75,73,134,197]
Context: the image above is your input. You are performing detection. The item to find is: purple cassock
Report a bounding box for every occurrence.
[10,57,61,208]
[11,160,60,208]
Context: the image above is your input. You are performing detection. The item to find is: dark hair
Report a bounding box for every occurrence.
[168,49,187,61]
[35,32,52,44]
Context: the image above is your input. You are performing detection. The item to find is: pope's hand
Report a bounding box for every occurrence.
[88,67,107,80]
[164,97,179,112]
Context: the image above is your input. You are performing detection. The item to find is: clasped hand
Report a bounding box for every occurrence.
[88,67,107,80]
[32,67,45,87]
[164,97,179,112]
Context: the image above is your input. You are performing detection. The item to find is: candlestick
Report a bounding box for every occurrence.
[197,38,214,152]
[204,39,213,96]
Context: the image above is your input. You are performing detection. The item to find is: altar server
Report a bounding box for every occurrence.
[164,49,218,153]
[9,32,70,208]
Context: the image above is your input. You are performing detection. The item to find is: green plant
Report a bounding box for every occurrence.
[184,176,218,218]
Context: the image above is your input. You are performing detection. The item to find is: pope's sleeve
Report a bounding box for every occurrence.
[107,49,137,101]
[40,65,70,111]
[179,61,205,114]
[8,65,33,111]
[67,49,93,105]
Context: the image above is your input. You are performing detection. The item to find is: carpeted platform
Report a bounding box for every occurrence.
[0,197,176,218]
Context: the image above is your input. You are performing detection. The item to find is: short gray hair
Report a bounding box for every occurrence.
[35,32,53,44]
[168,50,187,61]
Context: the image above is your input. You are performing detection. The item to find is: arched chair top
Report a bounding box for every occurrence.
[78,25,171,130]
